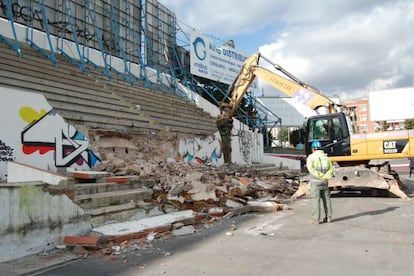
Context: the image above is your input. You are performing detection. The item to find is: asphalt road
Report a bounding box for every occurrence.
[32,175,414,276]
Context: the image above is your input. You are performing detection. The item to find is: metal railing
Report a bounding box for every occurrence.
[0,0,21,57]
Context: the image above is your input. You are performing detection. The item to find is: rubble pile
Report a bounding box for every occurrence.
[88,129,303,213]
[95,157,302,215]
[62,130,305,257]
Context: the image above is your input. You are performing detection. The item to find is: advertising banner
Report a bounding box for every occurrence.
[190,30,257,91]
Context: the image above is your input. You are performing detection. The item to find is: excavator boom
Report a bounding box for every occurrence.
[221,53,339,117]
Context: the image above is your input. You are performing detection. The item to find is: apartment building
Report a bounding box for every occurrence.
[343,98,376,133]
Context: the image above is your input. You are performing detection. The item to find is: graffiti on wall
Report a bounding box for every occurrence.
[0,0,128,53]
[0,139,15,162]
[238,130,252,163]
[178,135,221,165]
[20,106,100,168]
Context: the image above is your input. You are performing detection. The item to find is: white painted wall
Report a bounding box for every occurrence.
[0,86,100,180]
[7,161,73,185]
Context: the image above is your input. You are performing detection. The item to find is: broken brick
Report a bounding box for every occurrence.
[239,177,250,185]
[105,176,129,183]
[64,236,100,247]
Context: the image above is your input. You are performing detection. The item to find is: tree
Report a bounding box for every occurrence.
[278,127,289,145]
[405,119,414,129]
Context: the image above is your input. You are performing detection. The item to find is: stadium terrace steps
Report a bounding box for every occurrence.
[108,83,217,133]
[91,72,218,134]
[72,177,155,226]
[0,42,217,136]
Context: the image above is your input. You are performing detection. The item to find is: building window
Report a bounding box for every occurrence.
[359,105,367,112]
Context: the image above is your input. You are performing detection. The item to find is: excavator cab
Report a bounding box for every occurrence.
[305,112,352,159]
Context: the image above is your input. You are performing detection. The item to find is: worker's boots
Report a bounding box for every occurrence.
[322,217,332,223]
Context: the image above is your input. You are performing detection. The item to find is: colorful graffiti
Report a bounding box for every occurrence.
[178,135,221,165]
[20,107,100,168]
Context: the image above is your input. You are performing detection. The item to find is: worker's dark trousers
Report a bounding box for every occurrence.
[311,184,332,221]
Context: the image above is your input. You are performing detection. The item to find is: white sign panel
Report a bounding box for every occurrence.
[190,30,257,90]
[369,87,414,121]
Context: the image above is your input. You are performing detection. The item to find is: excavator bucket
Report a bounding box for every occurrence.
[292,166,410,200]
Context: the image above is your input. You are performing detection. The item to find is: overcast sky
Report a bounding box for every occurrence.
[162,0,414,101]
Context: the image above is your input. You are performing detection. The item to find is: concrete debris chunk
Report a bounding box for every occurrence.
[190,191,217,201]
[172,225,195,236]
[225,199,244,208]
[184,171,204,182]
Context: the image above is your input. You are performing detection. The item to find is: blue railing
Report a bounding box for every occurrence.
[0,0,21,57]
[56,0,86,73]
[26,0,57,65]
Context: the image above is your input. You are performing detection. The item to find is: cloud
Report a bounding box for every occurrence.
[162,0,414,100]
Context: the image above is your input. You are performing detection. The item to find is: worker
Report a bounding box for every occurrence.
[306,141,334,224]
[314,120,328,140]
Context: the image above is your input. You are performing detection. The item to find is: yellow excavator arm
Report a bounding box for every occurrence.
[218,52,339,164]
[220,52,339,118]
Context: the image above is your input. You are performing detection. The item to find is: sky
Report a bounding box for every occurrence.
[161,0,414,101]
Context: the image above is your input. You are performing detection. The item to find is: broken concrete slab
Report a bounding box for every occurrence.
[91,210,196,236]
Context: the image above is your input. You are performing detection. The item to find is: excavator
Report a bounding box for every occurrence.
[217,52,413,200]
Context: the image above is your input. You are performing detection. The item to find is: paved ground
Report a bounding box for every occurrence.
[2,177,414,276]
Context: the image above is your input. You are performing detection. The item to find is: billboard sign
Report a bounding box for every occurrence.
[190,30,257,91]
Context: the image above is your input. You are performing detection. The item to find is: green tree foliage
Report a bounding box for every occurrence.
[279,127,289,142]
[405,119,414,129]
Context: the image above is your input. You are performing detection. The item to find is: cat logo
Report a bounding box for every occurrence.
[383,140,397,154]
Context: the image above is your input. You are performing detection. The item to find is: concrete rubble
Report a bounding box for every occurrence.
[61,155,303,259]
